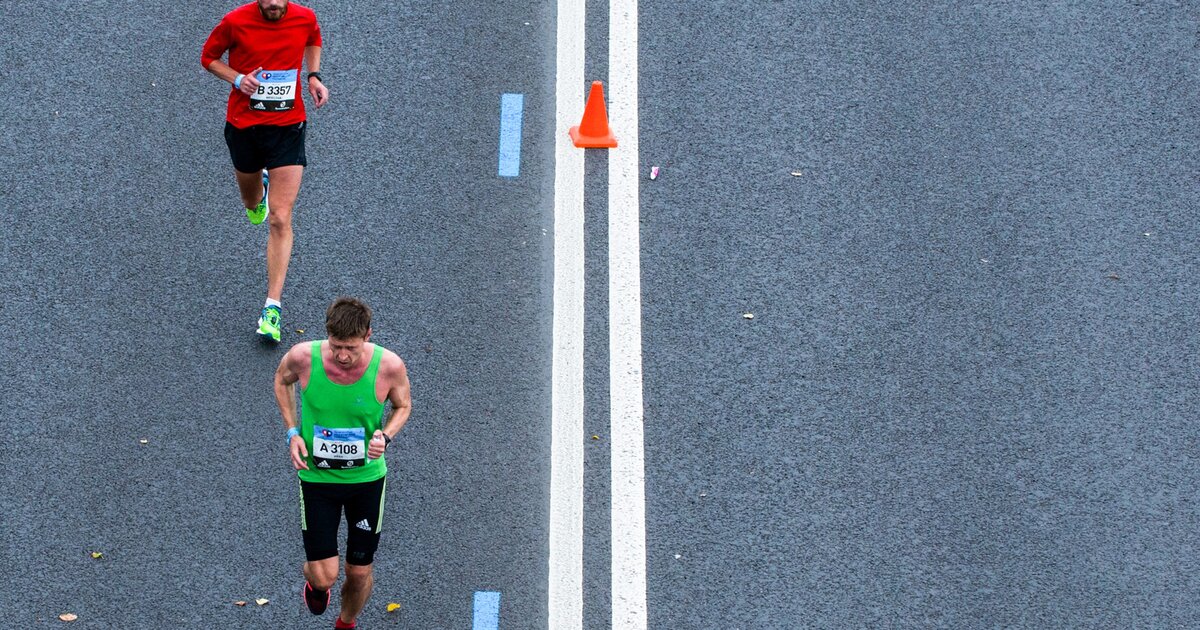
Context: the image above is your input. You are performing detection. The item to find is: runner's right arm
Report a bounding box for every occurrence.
[206,60,262,96]
[274,344,310,470]
[201,18,261,95]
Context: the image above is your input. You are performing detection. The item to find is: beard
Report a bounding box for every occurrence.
[259,2,287,21]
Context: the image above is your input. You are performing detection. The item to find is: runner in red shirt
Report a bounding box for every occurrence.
[202,0,329,343]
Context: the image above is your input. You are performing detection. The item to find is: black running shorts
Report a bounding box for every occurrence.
[299,477,386,565]
[224,121,307,173]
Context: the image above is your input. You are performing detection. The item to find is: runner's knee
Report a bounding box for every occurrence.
[267,208,292,231]
[344,563,373,584]
[310,574,336,591]
[305,558,339,591]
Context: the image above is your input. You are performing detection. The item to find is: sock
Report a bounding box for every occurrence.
[265,298,281,310]
[334,618,356,629]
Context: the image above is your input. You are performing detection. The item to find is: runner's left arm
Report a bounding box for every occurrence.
[304,46,329,107]
[381,355,412,439]
[368,354,412,459]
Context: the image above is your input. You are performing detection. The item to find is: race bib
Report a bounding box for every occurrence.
[312,425,366,470]
[249,69,297,112]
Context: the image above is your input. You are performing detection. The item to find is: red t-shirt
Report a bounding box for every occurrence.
[201,2,322,128]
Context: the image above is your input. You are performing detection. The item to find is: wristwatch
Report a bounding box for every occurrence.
[382,432,393,446]
[307,72,323,82]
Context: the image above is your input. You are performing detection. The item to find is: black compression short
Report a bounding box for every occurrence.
[299,477,386,565]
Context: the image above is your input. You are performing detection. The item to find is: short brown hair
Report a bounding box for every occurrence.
[326,297,372,339]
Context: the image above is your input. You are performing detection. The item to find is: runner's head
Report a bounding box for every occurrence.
[326,298,373,367]
[257,0,288,21]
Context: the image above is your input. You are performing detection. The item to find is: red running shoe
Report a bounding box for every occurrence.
[303,581,330,615]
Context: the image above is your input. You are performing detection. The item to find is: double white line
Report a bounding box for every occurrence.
[549,0,646,628]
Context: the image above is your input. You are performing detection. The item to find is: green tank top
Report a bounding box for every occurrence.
[298,341,387,483]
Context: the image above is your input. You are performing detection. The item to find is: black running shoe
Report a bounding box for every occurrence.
[303,581,330,615]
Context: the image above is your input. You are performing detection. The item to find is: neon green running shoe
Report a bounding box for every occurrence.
[257,305,282,342]
[246,169,269,225]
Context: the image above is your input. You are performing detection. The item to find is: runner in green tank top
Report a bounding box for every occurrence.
[273,297,411,629]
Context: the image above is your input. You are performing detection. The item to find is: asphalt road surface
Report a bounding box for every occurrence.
[1,1,1197,628]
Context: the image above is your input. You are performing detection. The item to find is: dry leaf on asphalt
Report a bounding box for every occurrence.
[386,602,402,613]
[234,601,247,607]
[90,552,103,559]
[59,613,78,622]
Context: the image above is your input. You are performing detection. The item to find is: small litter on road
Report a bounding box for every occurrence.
[650,166,660,180]
[790,171,803,177]
[59,614,77,622]
[387,603,402,613]
[743,313,754,320]
[234,601,247,607]
[980,259,989,263]
[591,435,600,441]
[1143,232,1152,237]
[255,598,269,606]
[295,328,305,334]
[1108,274,1120,280]
[90,552,103,559]
[138,439,148,445]
[674,554,682,560]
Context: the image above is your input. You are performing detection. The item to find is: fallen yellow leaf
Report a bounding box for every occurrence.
[59,613,78,622]
[255,598,269,606]
[386,602,402,613]
[90,552,103,559]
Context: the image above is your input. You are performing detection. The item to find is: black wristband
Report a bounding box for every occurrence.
[382,432,392,446]
[307,72,322,82]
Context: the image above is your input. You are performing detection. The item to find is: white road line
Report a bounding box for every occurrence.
[608,0,648,628]
[549,0,586,628]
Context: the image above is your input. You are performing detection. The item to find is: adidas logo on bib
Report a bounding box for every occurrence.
[355,519,371,531]
[253,102,266,110]
[317,461,330,468]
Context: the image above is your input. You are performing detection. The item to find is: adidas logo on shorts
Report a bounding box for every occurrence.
[355,519,371,531]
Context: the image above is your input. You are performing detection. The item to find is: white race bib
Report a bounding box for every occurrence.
[312,425,366,470]
[249,69,297,112]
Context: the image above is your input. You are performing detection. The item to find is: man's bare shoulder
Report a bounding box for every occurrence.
[378,348,408,380]
[282,340,316,368]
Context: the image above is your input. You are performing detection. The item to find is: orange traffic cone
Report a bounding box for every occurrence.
[570,81,618,148]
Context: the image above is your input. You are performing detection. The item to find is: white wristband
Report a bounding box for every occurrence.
[233,73,244,89]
